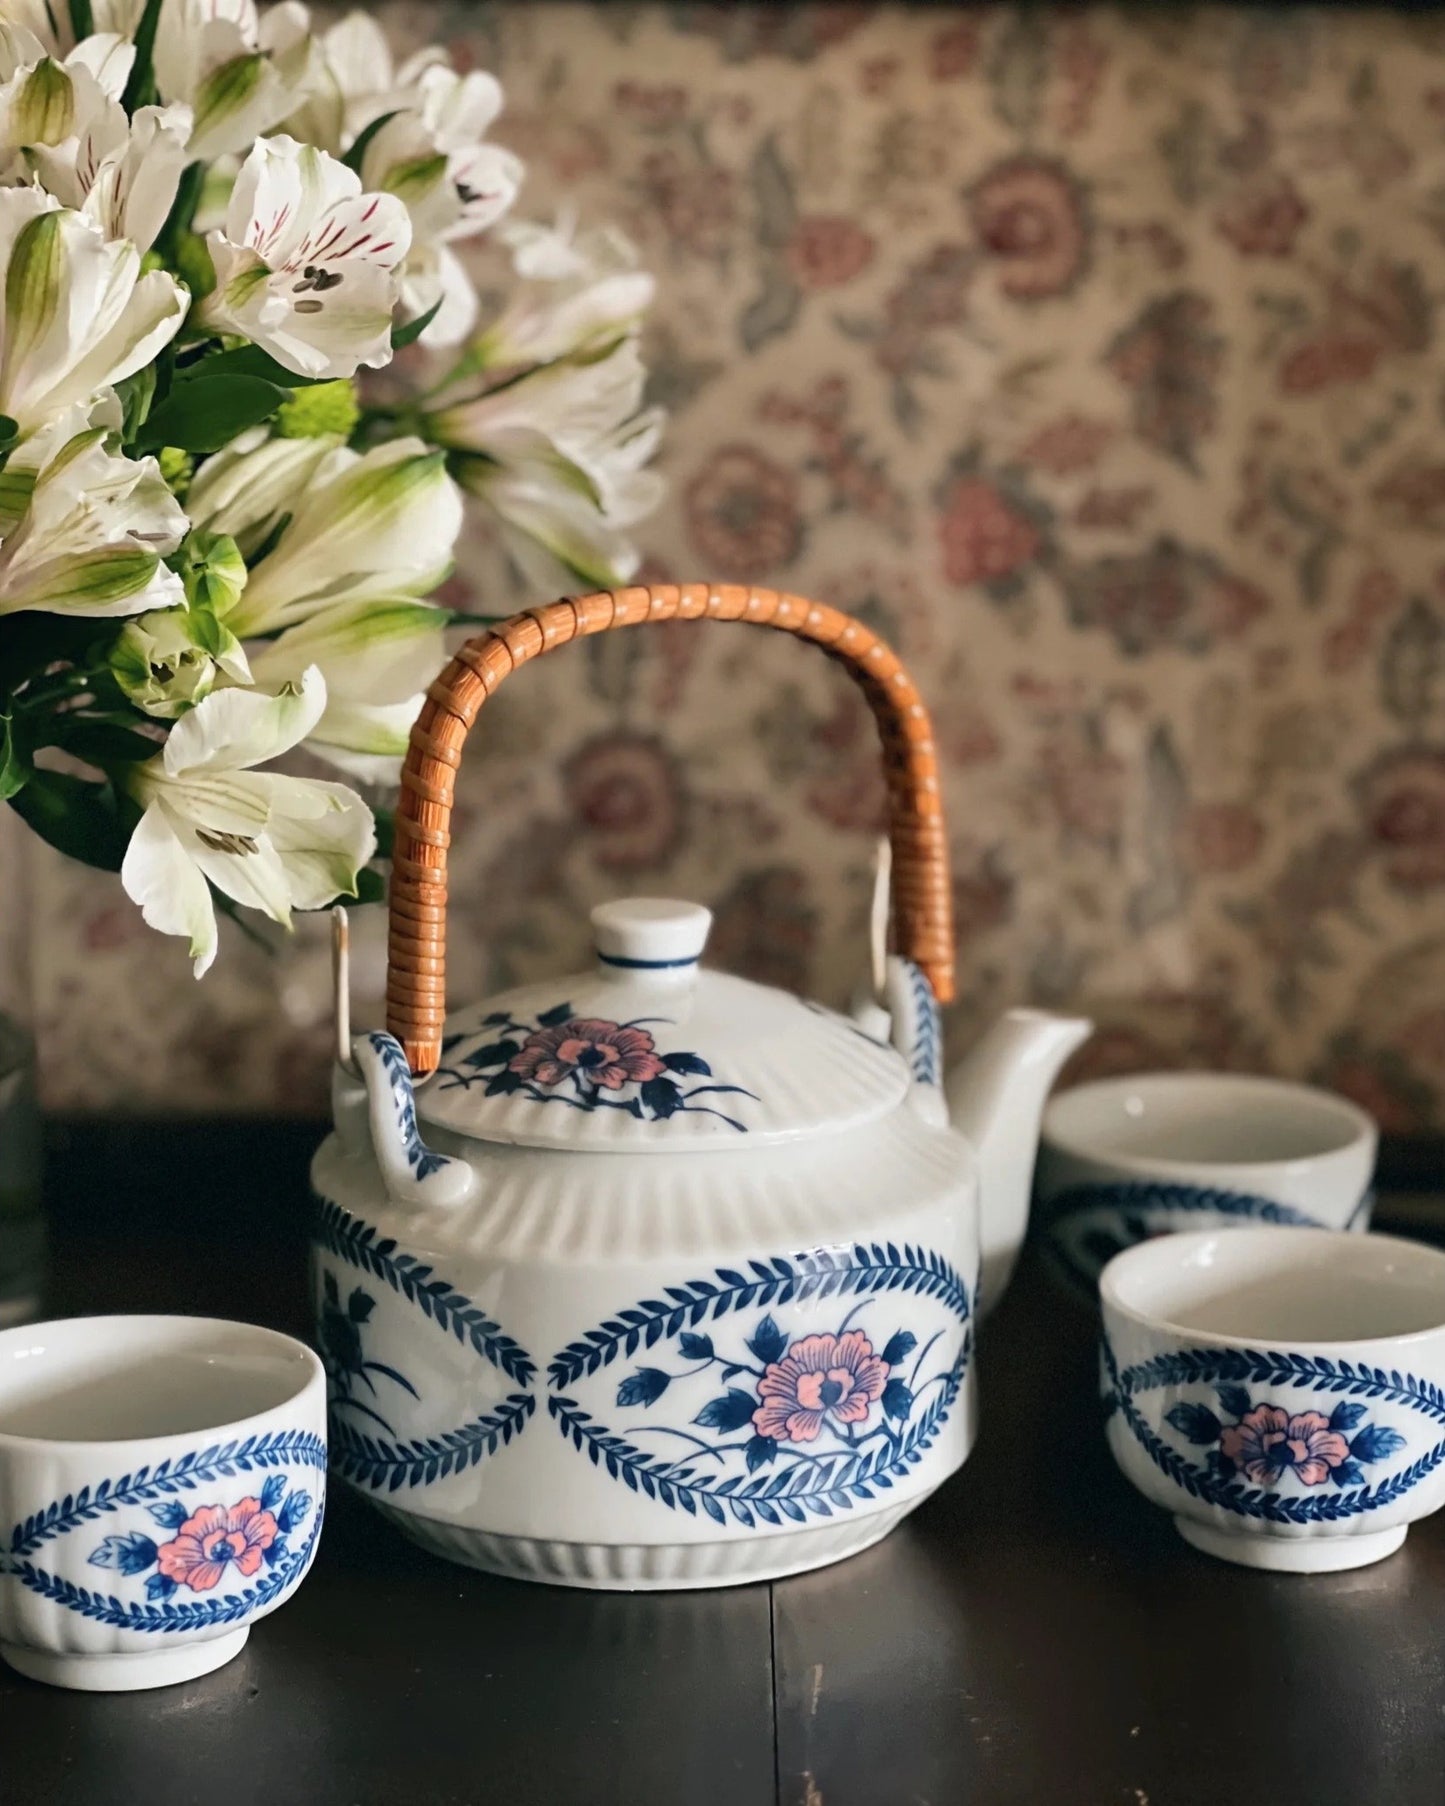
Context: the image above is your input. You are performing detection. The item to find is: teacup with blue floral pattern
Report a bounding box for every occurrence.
[0,1315,326,1692]
[1036,1072,1377,1299]
[1100,1226,1445,1572]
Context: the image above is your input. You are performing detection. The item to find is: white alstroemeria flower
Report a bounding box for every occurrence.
[0,22,46,81]
[121,666,376,977]
[19,61,192,253]
[110,531,252,717]
[430,338,664,589]
[0,33,138,195]
[190,432,462,636]
[0,187,187,434]
[0,423,187,617]
[152,0,312,161]
[111,600,252,717]
[50,28,135,97]
[474,214,654,368]
[199,134,411,379]
[182,423,338,554]
[2,3,144,59]
[246,596,446,782]
[357,73,521,347]
[458,416,664,592]
[287,8,447,154]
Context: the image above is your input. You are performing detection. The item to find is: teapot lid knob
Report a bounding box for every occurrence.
[591,897,712,974]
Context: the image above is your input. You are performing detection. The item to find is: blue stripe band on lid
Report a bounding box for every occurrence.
[597,951,701,970]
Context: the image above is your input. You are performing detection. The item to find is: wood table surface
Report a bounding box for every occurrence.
[3,1120,1442,1806]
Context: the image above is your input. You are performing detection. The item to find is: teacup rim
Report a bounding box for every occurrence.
[1099,1225,1445,1354]
[0,1314,325,1456]
[1043,1070,1376,1178]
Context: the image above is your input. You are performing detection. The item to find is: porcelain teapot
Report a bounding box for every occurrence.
[310,584,1090,1590]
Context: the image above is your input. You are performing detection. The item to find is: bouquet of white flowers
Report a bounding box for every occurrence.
[0,1,662,976]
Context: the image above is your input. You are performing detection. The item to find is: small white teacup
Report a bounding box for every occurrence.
[1101,1227,1445,1572]
[0,1316,326,1691]
[1036,1073,1377,1297]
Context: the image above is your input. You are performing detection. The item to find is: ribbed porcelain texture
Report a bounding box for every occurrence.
[373,1500,919,1590]
[417,965,908,1150]
[313,1105,970,1267]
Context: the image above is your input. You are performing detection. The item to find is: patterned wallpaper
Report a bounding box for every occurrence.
[24,3,1445,1128]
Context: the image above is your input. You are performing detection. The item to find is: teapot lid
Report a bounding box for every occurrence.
[416,898,910,1151]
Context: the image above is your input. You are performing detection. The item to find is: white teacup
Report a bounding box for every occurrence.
[1036,1073,1377,1296]
[0,1316,326,1691]
[1101,1227,1445,1572]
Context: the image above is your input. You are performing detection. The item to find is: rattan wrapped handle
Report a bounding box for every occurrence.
[388,584,955,1074]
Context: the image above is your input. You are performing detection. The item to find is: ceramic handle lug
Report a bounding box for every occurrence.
[350,1031,476,1209]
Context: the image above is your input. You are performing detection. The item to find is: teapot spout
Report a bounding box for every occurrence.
[944,1009,1091,1314]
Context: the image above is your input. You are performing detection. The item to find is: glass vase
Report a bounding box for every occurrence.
[0,807,44,1326]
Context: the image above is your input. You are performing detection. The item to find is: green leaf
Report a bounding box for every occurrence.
[371,806,394,862]
[8,768,138,873]
[1381,596,1444,730]
[69,0,94,33]
[45,720,158,769]
[0,613,106,694]
[350,866,386,905]
[135,374,288,453]
[121,0,163,111]
[0,416,17,453]
[391,297,442,351]
[986,8,1047,135]
[115,366,156,443]
[739,258,800,353]
[174,344,320,390]
[750,136,796,250]
[170,228,216,304]
[155,160,205,261]
[0,713,27,801]
[342,109,400,176]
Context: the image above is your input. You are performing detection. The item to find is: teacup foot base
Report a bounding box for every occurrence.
[1174,1517,1407,1573]
[1,1627,248,1692]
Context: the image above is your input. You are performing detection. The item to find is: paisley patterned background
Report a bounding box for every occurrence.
[21,4,1445,1128]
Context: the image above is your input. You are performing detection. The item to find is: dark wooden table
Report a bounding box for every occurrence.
[4,1122,1443,1806]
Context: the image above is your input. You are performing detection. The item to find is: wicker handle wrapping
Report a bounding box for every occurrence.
[388,584,955,1074]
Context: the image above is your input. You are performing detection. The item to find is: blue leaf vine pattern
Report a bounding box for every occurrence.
[3,1431,327,1631]
[547,1245,971,1527]
[899,958,941,1089]
[366,1031,452,1180]
[6,1430,327,1561]
[13,1509,325,1636]
[1102,1339,1445,1525]
[315,1199,534,1387]
[318,1268,422,1438]
[1044,1181,1336,1294]
[314,1198,537,1493]
[327,1395,536,1494]
[435,1001,759,1131]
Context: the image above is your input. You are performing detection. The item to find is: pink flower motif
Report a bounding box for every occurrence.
[156,1499,279,1593]
[785,216,876,291]
[1219,1405,1351,1487]
[753,1331,890,1443]
[1355,748,1445,891]
[1215,174,1309,257]
[509,1018,665,1091]
[685,445,803,581]
[563,731,686,874]
[970,155,1090,301]
[938,476,1042,589]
